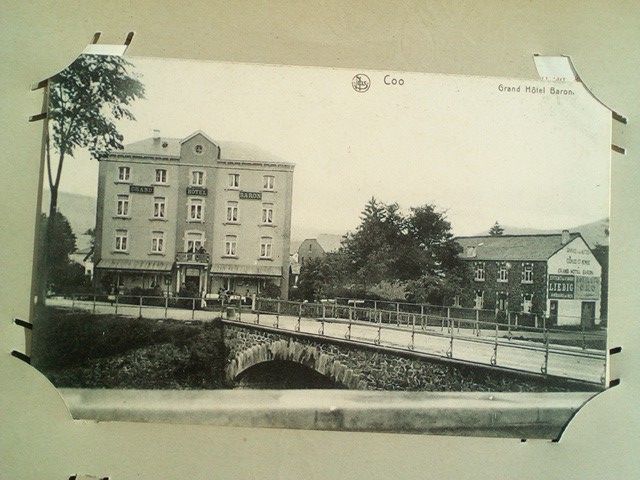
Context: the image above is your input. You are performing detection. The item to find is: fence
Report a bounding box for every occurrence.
[51,293,607,384]
[251,297,606,385]
[334,297,603,330]
[57,293,251,321]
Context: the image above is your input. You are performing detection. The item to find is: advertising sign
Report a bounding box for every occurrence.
[575,275,601,300]
[548,274,575,299]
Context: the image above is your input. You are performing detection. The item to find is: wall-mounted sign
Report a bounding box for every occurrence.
[548,274,575,299]
[129,185,154,194]
[239,191,262,200]
[186,186,208,196]
[575,275,601,300]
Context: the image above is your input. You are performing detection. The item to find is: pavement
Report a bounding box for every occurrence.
[46,297,606,384]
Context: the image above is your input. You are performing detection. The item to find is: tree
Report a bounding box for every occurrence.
[339,198,464,301]
[46,54,145,218]
[40,211,91,294]
[489,221,504,236]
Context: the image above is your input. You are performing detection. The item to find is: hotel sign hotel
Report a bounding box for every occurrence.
[129,185,154,194]
[186,186,208,196]
[239,191,262,200]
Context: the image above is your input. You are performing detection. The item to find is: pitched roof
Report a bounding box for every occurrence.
[112,132,291,164]
[455,233,582,261]
[316,234,344,253]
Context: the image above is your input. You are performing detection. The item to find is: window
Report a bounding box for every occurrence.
[228,173,240,188]
[118,166,130,182]
[497,262,508,283]
[260,237,273,258]
[226,201,238,222]
[474,290,483,310]
[474,262,485,281]
[194,144,203,154]
[262,204,274,224]
[115,230,128,251]
[190,169,205,186]
[523,293,533,313]
[188,198,203,221]
[263,175,275,190]
[453,295,461,307]
[522,262,533,283]
[155,169,167,184]
[116,194,130,217]
[496,292,508,311]
[153,197,166,219]
[151,231,164,253]
[225,235,237,257]
[185,231,204,252]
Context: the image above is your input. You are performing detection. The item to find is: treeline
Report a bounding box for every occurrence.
[291,197,468,304]
[39,211,92,295]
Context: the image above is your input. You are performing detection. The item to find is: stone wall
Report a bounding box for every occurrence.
[222,322,584,392]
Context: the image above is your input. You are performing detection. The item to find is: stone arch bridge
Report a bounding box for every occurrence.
[222,321,586,391]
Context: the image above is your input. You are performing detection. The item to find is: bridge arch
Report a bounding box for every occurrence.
[226,339,368,390]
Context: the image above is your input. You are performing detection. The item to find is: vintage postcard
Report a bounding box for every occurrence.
[30,54,611,434]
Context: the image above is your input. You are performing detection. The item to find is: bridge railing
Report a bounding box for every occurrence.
[251,297,607,386]
[334,296,606,331]
[47,293,251,321]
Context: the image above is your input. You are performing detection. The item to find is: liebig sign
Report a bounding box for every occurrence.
[186,186,208,196]
[129,185,154,194]
[239,191,262,200]
[548,274,575,299]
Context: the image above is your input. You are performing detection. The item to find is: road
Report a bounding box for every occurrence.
[47,297,606,384]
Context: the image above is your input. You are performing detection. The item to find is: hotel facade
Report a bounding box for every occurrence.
[93,131,295,298]
[454,232,602,327]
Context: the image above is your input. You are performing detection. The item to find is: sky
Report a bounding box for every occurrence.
[54,56,611,239]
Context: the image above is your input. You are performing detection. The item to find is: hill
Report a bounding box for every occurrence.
[481,218,609,248]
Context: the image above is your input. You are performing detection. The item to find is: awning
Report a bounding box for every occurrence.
[95,258,174,272]
[210,263,282,277]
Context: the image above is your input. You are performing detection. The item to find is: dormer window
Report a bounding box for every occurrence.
[466,246,476,257]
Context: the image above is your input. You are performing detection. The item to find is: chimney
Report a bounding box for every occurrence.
[152,129,161,142]
[561,229,570,245]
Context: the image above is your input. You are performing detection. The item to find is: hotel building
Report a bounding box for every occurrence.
[455,231,602,327]
[93,130,295,298]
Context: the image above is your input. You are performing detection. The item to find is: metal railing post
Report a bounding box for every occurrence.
[541,328,549,375]
[582,323,587,350]
[191,298,195,320]
[296,303,301,331]
[115,295,119,315]
[475,309,480,336]
[408,314,415,350]
[164,295,168,319]
[490,323,498,365]
[446,318,453,358]
[238,297,242,321]
[322,304,326,319]
[507,312,511,340]
[535,314,539,329]
[138,296,143,318]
